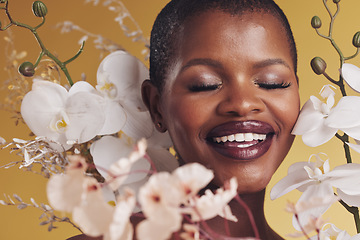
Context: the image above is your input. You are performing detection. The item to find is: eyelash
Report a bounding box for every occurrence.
[188,81,290,92]
[189,83,222,92]
[256,81,291,90]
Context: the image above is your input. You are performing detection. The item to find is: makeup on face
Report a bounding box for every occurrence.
[159,11,300,192]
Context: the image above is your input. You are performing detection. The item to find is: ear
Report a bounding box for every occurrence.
[141,80,167,132]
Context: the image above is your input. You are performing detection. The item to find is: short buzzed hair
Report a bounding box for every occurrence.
[150,0,297,92]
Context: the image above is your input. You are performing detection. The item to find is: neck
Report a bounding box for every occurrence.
[203,189,283,240]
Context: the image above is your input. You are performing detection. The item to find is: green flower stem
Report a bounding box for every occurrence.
[335,133,352,163]
[339,199,360,233]
[344,48,360,61]
[63,41,85,65]
[322,72,337,84]
[0,0,82,86]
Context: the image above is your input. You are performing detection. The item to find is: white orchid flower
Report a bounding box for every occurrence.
[271,153,360,229]
[96,51,153,138]
[293,83,360,147]
[310,223,360,240]
[21,80,106,151]
[292,85,338,147]
[341,63,360,93]
[325,96,360,140]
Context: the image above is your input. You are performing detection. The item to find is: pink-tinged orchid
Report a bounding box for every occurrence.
[96,51,153,138]
[182,177,238,222]
[46,155,88,212]
[310,223,360,240]
[292,85,337,147]
[72,178,114,237]
[137,172,183,240]
[341,63,360,93]
[21,80,106,151]
[105,189,135,240]
[172,162,214,200]
[90,136,178,194]
[94,137,149,192]
[271,153,360,229]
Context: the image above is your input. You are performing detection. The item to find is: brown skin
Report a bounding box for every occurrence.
[142,11,300,239]
[70,10,300,240]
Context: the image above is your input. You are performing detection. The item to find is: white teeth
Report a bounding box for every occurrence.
[213,133,267,144]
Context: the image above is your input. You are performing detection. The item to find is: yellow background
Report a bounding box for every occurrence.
[1,0,360,239]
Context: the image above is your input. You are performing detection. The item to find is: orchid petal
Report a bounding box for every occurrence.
[292,99,324,135]
[90,136,133,177]
[21,81,68,144]
[270,166,313,200]
[347,142,360,154]
[98,100,127,135]
[97,51,148,111]
[301,124,337,147]
[69,81,97,95]
[65,91,105,143]
[121,107,154,140]
[107,189,135,240]
[342,127,360,141]
[320,85,336,99]
[341,63,360,93]
[72,178,114,237]
[337,189,360,207]
[136,216,181,240]
[293,183,334,231]
[326,96,360,128]
[172,163,214,198]
[46,172,84,212]
[147,130,173,149]
[147,147,179,173]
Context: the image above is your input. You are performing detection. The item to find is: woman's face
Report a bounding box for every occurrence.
[157,11,300,193]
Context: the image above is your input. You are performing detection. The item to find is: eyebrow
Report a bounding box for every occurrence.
[180,58,224,74]
[179,57,291,74]
[253,58,291,70]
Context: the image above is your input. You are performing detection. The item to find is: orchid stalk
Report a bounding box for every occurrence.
[310,0,360,233]
[0,0,84,86]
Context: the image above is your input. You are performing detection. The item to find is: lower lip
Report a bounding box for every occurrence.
[207,134,273,161]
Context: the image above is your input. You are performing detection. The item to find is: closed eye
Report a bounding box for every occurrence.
[189,83,222,92]
[256,82,291,90]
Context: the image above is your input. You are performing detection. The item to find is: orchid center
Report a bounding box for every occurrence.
[50,111,70,133]
[97,76,118,99]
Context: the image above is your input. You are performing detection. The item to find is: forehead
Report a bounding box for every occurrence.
[176,10,293,69]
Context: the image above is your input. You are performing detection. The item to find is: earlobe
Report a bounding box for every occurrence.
[141,80,167,132]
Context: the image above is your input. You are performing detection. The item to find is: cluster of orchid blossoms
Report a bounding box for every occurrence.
[20,50,179,186]
[271,63,360,239]
[19,50,246,240]
[47,147,240,240]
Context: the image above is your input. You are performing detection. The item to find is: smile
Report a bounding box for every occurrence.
[213,133,267,145]
[207,121,275,161]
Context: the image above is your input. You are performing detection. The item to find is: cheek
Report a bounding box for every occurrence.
[268,91,300,131]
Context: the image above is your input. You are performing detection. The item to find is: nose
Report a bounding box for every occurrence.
[216,81,265,117]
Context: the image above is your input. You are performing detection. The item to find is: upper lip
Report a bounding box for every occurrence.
[206,120,275,138]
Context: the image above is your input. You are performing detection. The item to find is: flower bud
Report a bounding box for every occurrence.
[19,62,35,77]
[311,57,327,75]
[32,1,47,18]
[353,31,360,48]
[333,0,340,3]
[311,16,322,29]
